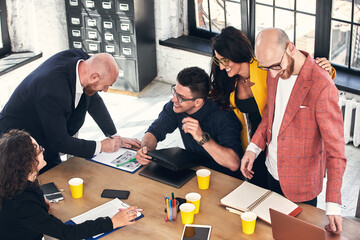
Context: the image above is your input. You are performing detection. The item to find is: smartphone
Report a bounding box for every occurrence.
[181,224,211,240]
[101,189,130,199]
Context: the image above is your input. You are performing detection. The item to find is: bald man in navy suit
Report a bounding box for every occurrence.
[0,49,140,172]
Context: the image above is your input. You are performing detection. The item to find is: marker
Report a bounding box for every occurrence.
[116,158,137,167]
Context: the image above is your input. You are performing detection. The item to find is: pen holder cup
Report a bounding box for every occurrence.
[164,199,179,222]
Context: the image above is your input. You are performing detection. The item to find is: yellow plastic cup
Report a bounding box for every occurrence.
[179,203,195,224]
[196,169,211,190]
[185,192,201,214]
[241,212,257,235]
[68,178,83,198]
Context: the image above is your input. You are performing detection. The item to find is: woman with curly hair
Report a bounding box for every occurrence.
[0,129,138,240]
[209,26,336,188]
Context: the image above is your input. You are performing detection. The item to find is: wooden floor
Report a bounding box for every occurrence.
[80,80,360,218]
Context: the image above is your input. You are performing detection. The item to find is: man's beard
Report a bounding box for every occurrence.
[83,84,98,96]
[278,53,294,80]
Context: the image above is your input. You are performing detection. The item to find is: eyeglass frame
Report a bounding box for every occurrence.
[212,56,230,67]
[36,145,45,156]
[171,85,204,103]
[257,47,288,71]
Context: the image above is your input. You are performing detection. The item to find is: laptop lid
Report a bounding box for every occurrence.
[138,163,196,188]
[147,147,209,171]
[270,208,347,240]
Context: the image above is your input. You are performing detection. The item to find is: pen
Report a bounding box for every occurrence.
[166,198,170,221]
[116,158,137,167]
[169,199,172,221]
[118,208,143,212]
[106,134,113,139]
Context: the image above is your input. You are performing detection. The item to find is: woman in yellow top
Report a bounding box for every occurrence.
[209,26,335,188]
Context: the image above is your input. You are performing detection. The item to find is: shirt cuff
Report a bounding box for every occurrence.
[246,142,262,158]
[94,141,101,155]
[326,202,342,215]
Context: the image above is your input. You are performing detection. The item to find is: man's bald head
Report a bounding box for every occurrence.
[87,53,119,82]
[80,53,119,95]
[255,28,290,66]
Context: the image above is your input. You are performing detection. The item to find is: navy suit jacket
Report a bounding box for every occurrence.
[0,49,117,170]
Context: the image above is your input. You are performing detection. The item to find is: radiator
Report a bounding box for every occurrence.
[339,95,360,147]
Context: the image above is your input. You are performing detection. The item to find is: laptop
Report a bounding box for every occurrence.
[270,208,348,240]
[139,163,196,188]
[147,147,209,171]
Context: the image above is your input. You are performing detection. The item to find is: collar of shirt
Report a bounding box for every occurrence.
[75,59,84,108]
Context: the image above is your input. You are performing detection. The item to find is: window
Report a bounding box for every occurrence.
[0,0,11,57]
[189,0,360,74]
[330,0,360,70]
[189,0,249,38]
[255,0,316,57]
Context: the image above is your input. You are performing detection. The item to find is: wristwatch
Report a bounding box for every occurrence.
[197,132,210,146]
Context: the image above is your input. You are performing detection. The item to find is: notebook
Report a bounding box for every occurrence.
[139,163,196,188]
[40,182,64,203]
[147,147,209,171]
[220,181,302,224]
[270,208,348,240]
[65,198,144,240]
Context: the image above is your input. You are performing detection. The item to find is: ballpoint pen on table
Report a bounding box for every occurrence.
[116,158,137,167]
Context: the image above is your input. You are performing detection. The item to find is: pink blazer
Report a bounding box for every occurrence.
[251,52,346,204]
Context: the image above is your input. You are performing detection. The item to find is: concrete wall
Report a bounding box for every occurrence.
[0,0,211,107]
[154,0,211,84]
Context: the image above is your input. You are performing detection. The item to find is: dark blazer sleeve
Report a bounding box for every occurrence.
[36,88,96,158]
[87,93,117,136]
[16,192,113,240]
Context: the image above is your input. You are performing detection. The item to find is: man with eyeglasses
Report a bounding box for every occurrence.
[240,28,346,234]
[136,67,244,178]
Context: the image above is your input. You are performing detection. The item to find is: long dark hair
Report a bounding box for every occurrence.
[209,26,254,110]
[0,130,38,208]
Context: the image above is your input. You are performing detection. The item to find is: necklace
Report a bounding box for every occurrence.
[238,75,250,83]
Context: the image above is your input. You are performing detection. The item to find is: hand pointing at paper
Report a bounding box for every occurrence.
[101,136,141,152]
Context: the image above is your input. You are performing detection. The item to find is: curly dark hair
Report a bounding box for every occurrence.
[209,26,254,110]
[0,129,39,209]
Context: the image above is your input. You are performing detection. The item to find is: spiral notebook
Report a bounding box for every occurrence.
[220,181,302,224]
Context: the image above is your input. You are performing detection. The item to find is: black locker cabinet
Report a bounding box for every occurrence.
[65,0,157,93]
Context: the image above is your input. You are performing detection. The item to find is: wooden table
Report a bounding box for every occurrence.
[39,157,360,240]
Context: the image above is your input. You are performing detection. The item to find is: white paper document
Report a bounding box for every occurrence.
[91,148,141,173]
[71,198,141,224]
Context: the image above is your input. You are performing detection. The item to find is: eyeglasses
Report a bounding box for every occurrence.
[171,85,200,103]
[257,48,287,71]
[37,145,45,156]
[212,56,230,67]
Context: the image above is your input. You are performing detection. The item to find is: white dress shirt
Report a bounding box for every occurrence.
[75,60,101,155]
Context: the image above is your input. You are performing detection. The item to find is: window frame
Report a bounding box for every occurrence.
[0,0,11,57]
[188,0,250,40]
[188,0,360,75]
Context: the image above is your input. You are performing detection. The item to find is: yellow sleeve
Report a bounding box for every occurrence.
[331,66,336,80]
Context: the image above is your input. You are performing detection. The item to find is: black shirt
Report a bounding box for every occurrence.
[147,100,244,178]
[0,181,113,240]
[234,96,262,138]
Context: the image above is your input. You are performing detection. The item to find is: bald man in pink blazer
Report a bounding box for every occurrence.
[241,28,346,234]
